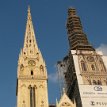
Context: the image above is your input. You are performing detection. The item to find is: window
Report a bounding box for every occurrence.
[30,50,33,54]
[40,65,44,72]
[81,61,87,71]
[98,80,102,85]
[93,80,97,85]
[30,86,35,107]
[31,70,33,75]
[30,40,31,43]
[91,64,95,71]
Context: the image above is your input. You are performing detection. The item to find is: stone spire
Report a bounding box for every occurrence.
[17,7,49,107]
[23,6,39,57]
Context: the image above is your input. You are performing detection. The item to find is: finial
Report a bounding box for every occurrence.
[28,5,30,13]
[27,5,32,20]
[63,88,66,93]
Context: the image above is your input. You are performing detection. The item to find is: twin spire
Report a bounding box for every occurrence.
[23,6,39,56]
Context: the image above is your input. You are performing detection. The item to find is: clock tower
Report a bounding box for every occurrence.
[16,7,49,107]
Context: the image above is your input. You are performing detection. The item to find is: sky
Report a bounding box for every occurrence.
[0,0,107,107]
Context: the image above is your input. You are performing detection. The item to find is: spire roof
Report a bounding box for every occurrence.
[67,8,95,51]
[23,6,39,56]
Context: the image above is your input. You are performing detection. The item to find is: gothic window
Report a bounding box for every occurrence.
[30,40,31,43]
[81,61,87,71]
[93,80,97,85]
[31,70,33,75]
[30,86,35,107]
[40,65,44,72]
[30,50,33,54]
[97,80,102,85]
[91,64,95,71]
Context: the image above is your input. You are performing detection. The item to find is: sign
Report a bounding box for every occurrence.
[78,85,107,107]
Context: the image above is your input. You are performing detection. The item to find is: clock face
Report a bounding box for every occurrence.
[87,56,94,62]
[20,64,24,71]
[28,60,36,66]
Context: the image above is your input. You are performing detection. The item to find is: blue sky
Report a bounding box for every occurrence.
[0,0,107,107]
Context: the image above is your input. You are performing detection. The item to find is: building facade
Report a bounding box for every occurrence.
[64,8,107,107]
[16,7,49,107]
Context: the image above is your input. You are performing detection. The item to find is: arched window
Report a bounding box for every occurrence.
[91,64,95,71]
[31,70,33,75]
[93,80,97,85]
[29,86,35,107]
[98,80,102,85]
[40,65,44,72]
[81,61,87,71]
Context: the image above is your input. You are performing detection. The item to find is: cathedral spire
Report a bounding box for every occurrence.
[67,8,95,51]
[23,6,39,56]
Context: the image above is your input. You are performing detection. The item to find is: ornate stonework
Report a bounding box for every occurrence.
[56,89,76,107]
[16,7,49,107]
[78,50,107,85]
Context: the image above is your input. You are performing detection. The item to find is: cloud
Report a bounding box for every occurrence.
[48,69,65,84]
[96,44,107,55]
[48,72,58,83]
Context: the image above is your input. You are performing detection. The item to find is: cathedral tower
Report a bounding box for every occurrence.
[63,8,107,107]
[16,7,49,107]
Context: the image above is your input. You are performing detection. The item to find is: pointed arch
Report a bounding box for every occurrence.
[40,65,44,72]
[97,80,102,85]
[29,86,36,107]
[93,80,97,85]
[81,60,87,71]
[91,64,95,71]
